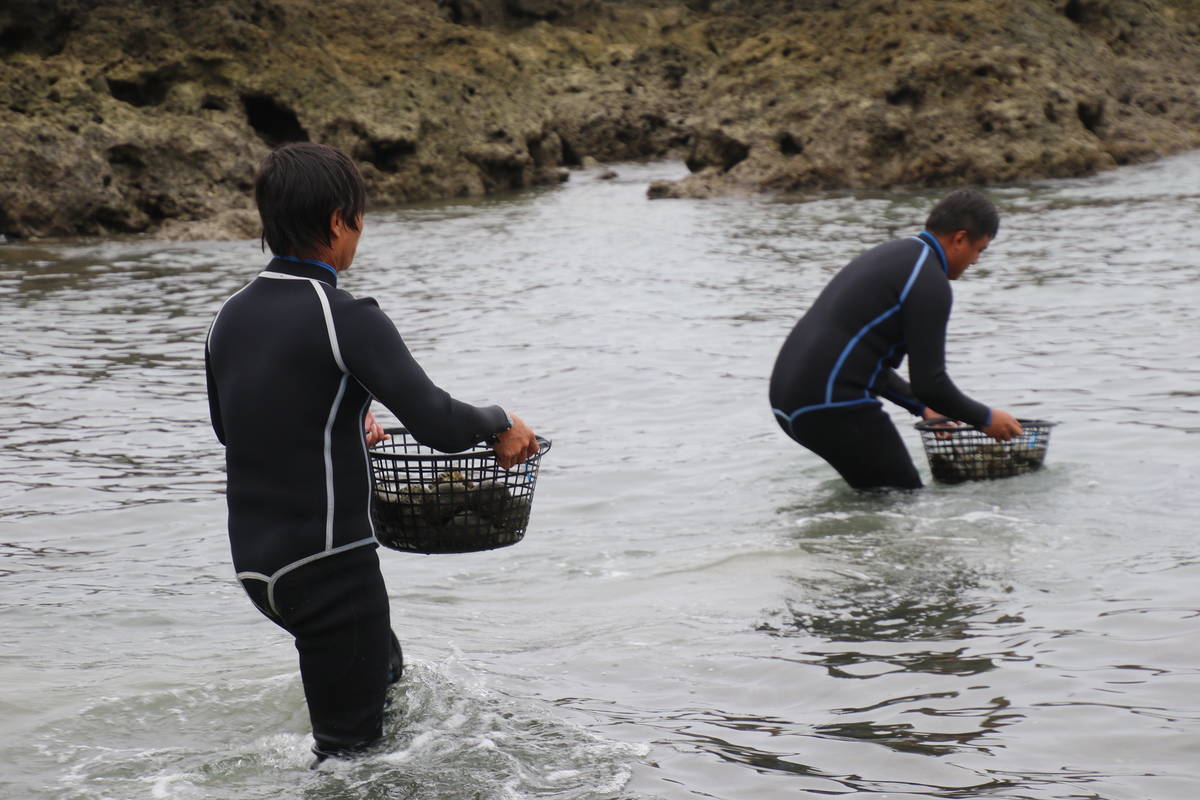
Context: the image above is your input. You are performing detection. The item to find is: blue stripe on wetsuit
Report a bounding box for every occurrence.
[772,241,931,429]
[866,342,906,399]
[915,230,949,274]
[277,254,339,280]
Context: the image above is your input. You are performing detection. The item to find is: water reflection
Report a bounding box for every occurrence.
[790,646,1004,679]
[763,566,996,642]
[0,541,94,578]
[817,691,1023,758]
[764,504,1010,645]
[812,718,981,758]
[625,703,1027,795]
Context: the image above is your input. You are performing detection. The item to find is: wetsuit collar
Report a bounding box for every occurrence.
[268,255,339,287]
[917,231,949,275]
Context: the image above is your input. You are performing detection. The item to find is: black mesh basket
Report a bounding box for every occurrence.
[369,428,550,554]
[914,418,1056,484]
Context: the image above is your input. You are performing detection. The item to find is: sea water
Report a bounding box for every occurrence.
[1,152,1198,799]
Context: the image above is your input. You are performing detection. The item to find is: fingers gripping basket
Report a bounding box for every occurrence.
[369,429,551,554]
[914,418,1057,483]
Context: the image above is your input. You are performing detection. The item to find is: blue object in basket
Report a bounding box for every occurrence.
[914,418,1057,483]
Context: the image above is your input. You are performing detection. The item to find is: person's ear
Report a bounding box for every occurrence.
[329,209,346,240]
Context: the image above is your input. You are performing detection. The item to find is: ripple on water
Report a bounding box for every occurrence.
[24,660,645,800]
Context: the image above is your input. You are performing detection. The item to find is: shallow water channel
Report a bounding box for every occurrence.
[2,153,1198,800]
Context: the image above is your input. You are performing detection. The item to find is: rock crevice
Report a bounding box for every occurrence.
[1,0,1198,239]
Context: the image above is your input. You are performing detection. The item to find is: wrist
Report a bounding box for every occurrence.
[490,410,514,443]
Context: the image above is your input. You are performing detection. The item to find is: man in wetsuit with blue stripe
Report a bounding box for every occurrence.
[205,143,540,763]
[769,189,1022,489]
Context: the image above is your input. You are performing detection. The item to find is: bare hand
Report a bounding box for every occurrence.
[982,409,1022,442]
[364,411,389,447]
[493,413,539,469]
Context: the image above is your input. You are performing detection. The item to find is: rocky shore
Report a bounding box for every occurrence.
[2,0,1198,240]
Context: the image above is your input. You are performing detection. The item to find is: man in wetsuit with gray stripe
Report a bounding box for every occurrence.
[205,143,540,762]
[769,189,1022,490]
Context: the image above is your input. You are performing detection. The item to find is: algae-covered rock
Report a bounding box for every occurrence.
[649,0,1200,199]
[3,0,1200,239]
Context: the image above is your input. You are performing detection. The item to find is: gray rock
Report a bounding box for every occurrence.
[3,0,1199,239]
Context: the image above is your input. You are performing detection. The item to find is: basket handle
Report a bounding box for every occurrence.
[914,416,967,432]
[914,416,1058,432]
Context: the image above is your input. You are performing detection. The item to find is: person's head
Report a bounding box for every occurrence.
[254,142,367,269]
[925,188,999,279]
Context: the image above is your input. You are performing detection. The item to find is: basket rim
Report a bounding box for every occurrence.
[914,416,1057,433]
[368,427,552,462]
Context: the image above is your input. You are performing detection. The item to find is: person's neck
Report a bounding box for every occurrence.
[928,231,954,254]
[295,247,341,271]
[276,253,339,280]
[914,231,948,272]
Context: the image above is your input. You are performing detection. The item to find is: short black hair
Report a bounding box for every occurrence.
[254,142,366,256]
[925,188,999,240]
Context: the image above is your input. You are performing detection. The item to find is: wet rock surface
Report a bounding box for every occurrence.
[2,0,1198,239]
[658,0,1200,200]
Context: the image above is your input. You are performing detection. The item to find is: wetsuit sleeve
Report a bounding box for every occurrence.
[901,267,991,427]
[204,338,226,445]
[876,369,926,416]
[334,296,510,452]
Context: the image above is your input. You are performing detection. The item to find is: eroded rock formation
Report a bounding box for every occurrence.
[1,0,1197,239]
[652,0,1200,198]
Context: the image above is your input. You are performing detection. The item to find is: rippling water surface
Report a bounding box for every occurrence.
[2,153,1198,800]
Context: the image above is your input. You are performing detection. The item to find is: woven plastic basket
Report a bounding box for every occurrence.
[369,428,550,554]
[914,418,1056,484]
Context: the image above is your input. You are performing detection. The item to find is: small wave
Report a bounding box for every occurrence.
[27,659,646,800]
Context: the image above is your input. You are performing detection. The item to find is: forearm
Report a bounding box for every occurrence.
[374,379,509,453]
[876,369,926,416]
[902,267,991,427]
[338,298,510,452]
[909,367,990,426]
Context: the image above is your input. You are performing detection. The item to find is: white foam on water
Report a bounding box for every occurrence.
[30,655,648,800]
[347,659,648,799]
[148,772,199,799]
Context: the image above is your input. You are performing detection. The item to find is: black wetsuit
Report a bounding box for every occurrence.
[205,255,509,756]
[769,231,992,489]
